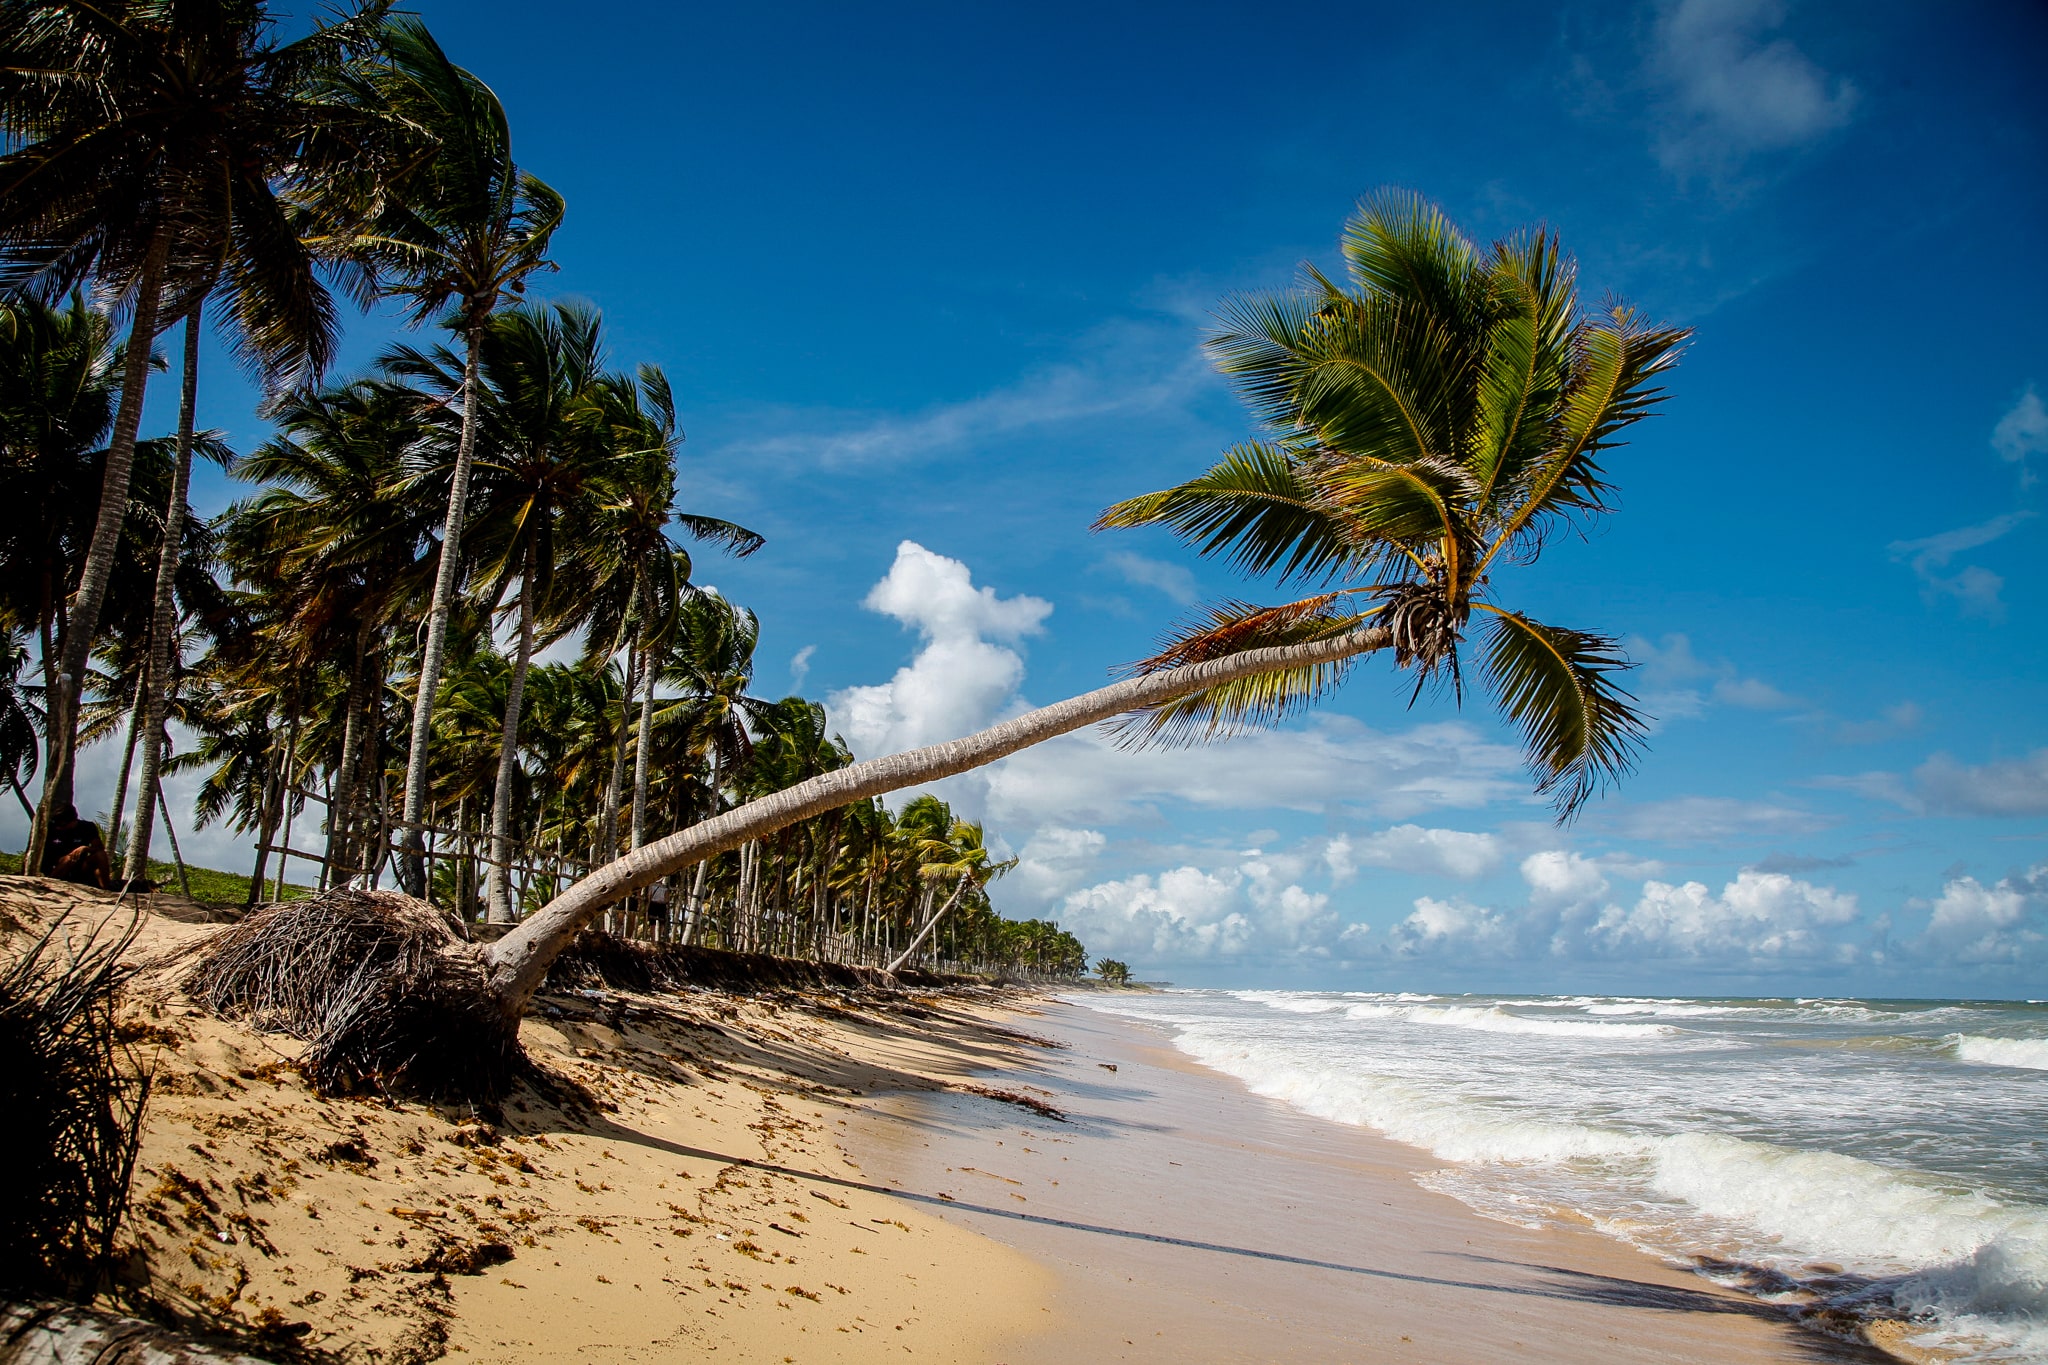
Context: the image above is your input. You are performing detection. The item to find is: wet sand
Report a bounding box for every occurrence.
[845,997,1895,1365]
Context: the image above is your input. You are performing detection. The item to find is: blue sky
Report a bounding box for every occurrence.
[33,0,2048,995]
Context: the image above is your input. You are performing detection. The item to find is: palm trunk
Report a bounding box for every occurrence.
[598,647,633,863]
[399,324,484,894]
[484,556,538,923]
[123,303,201,886]
[156,783,191,900]
[628,619,658,850]
[272,715,300,902]
[486,625,1391,1013]
[105,673,147,869]
[322,626,373,886]
[246,746,279,908]
[29,234,168,873]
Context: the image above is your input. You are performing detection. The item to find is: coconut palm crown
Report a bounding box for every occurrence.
[1097,191,1690,817]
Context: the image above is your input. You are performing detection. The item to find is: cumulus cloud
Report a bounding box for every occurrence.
[1325,825,1504,882]
[1389,896,1520,957]
[1006,825,1108,905]
[1917,865,2047,964]
[1057,853,1364,962]
[1889,512,2034,618]
[984,716,1524,829]
[1521,850,1611,906]
[827,541,1051,758]
[1649,0,1857,171]
[1377,866,1861,964]
[1590,869,1859,958]
[1100,551,1197,604]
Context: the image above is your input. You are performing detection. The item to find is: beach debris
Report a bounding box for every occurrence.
[183,887,518,1101]
[956,1084,1065,1121]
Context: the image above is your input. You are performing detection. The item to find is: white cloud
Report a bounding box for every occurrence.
[1521,849,1610,906]
[1057,853,1359,963]
[1889,512,2034,618]
[1101,551,1198,605]
[1917,865,2046,964]
[1818,749,2048,819]
[1993,385,2047,474]
[1606,794,1831,843]
[1628,633,1795,721]
[719,316,1211,469]
[1591,869,1859,958]
[1650,0,1857,171]
[827,541,1051,758]
[1912,750,2048,818]
[788,644,816,692]
[1388,896,1522,958]
[1007,825,1107,906]
[1326,825,1504,882]
[984,716,1525,829]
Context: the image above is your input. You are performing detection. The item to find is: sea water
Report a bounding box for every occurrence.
[1082,989,2048,1361]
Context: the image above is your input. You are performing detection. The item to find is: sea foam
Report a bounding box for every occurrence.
[1094,988,2048,1361]
[1952,1035,2048,1072]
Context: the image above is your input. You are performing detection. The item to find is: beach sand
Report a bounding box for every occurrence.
[844,997,1909,1365]
[2,876,1922,1363]
[4,875,1055,1363]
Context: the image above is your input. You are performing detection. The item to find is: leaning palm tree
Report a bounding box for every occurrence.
[886,812,1014,973]
[0,0,398,871]
[335,15,565,894]
[482,192,1688,1018]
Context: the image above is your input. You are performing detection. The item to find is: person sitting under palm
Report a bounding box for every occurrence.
[44,803,111,890]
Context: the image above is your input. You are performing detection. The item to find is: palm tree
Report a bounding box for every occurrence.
[485,192,1689,1017]
[0,0,398,871]
[886,807,1014,973]
[659,592,778,941]
[0,625,41,822]
[224,378,436,883]
[0,295,119,708]
[339,15,565,894]
[394,301,625,921]
[568,365,762,858]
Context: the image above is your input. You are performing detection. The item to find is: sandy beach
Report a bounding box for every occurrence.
[3,876,1922,1363]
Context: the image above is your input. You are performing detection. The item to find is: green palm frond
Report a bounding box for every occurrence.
[1475,605,1648,819]
[1093,441,1360,582]
[1479,304,1689,570]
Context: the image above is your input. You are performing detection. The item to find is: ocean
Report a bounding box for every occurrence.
[1083,989,2048,1362]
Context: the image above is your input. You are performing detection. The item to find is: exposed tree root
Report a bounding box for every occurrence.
[184,889,516,1104]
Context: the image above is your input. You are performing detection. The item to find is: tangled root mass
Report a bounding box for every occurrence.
[186,888,518,1103]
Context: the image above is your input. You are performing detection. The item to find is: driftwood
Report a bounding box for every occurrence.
[0,1303,272,1365]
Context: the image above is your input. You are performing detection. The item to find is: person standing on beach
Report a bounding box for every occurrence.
[648,879,670,942]
[44,803,112,890]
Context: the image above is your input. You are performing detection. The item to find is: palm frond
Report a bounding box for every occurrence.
[1111,594,1368,748]
[1475,605,1648,819]
[1093,441,1359,582]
